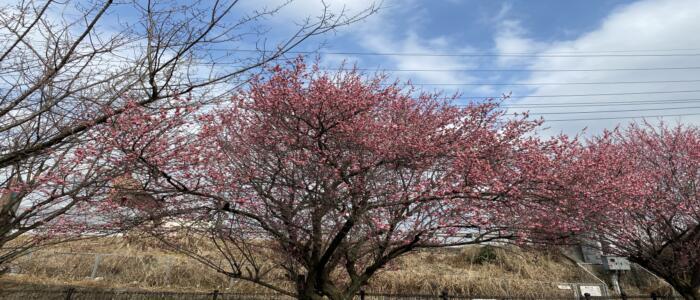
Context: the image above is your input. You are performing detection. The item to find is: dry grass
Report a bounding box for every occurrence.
[1,238,670,297]
[6,239,246,292]
[370,246,670,296]
[371,246,589,297]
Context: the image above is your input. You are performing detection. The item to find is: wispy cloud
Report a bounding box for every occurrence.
[500,0,700,136]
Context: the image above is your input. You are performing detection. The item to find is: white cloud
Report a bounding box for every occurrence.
[358,32,480,87]
[502,0,700,136]
[240,0,379,24]
[493,19,545,66]
[325,0,490,98]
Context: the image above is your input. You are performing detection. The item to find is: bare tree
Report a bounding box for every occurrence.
[0,0,378,272]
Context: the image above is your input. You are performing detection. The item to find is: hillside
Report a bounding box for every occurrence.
[0,237,672,297]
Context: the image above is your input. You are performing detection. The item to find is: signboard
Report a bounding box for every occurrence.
[580,286,603,297]
[557,285,572,290]
[602,256,631,271]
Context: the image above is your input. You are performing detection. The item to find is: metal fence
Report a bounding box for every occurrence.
[6,250,178,280]
[0,289,288,300]
[0,289,683,300]
[5,250,618,298]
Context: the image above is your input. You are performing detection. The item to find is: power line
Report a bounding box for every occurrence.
[187,76,700,86]
[505,48,700,53]
[544,112,700,122]
[59,57,700,72]
[211,49,700,58]
[344,66,700,72]
[167,62,700,72]
[456,89,700,99]
[13,38,700,55]
[499,98,700,108]
[22,52,700,76]
[525,105,700,115]
[398,79,700,86]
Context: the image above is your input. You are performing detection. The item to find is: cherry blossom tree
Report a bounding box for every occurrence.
[531,123,700,300]
[0,0,376,272]
[584,124,700,300]
[101,59,570,300]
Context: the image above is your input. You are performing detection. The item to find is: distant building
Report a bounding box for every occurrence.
[110,173,161,211]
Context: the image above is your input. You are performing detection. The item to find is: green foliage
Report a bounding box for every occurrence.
[474,246,498,265]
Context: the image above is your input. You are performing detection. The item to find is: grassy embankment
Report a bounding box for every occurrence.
[1,236,670,297]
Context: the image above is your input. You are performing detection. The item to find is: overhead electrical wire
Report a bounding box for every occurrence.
[454,89,700,99]
[10,38,700,122]
[544,112,700,122]
[15,37,700,55]
[164,62,700,72]
[496,98,700,108]
[210,48,700,58]
[32,58,700,73]
[524,105,700,115]
[341,66,700,72]
[185,75,700,87]
[391,79,700,86]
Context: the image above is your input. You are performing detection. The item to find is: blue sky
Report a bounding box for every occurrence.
[327,1,629,52]
[247,0,700,136]
[26,0,700,136]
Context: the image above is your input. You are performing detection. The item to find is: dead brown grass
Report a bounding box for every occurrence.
[1,237,670,297]
[370,246,589,296]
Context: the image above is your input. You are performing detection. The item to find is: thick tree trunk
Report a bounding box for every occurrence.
[301,290,358,300]
[296,281,356,300]
[296,288,352,300]
[297,289,326,300]
[664,277,700,300]
[635,261,700,300]
[679,291,699,300]
[296,278,326,300]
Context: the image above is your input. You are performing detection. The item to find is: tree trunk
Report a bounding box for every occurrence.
[636,262,700,300]
[672,284,700,300]
[297,289,326,300]
[296,281,355,300]
[679,291,698,300]
[296,278,325,300]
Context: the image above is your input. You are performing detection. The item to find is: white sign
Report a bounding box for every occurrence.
[557,285,572,290]
[580,286,603,297]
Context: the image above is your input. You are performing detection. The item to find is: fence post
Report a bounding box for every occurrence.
[165,257,173,285]
[212,289,219,300]
[441,290,448,300]
[651,292,657,300]
[90,254,102,278]
[64,287,75,300]
[20,250,34,274]
[360,289,365,300]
